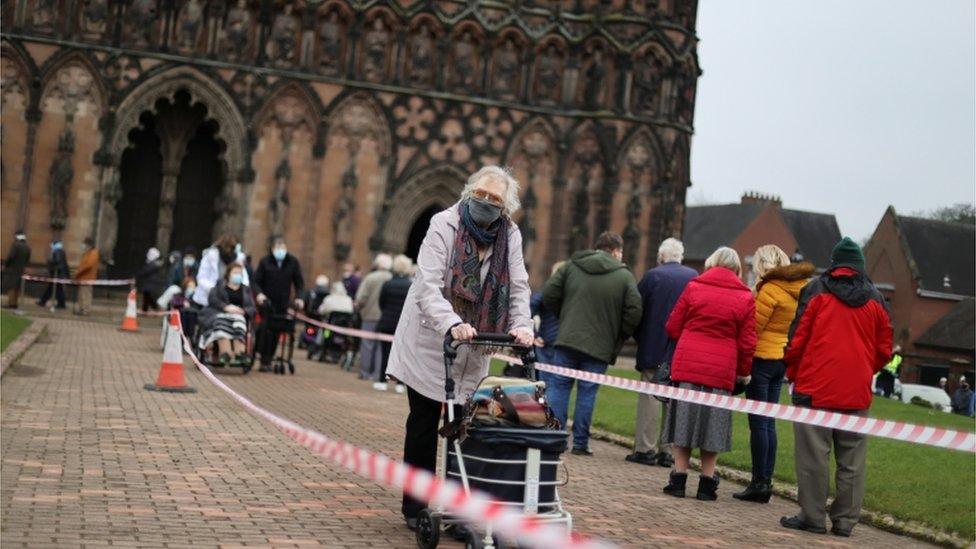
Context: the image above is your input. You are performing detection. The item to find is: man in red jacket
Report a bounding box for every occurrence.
[780,237,892,537]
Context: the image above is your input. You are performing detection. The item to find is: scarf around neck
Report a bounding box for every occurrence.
[449,202,511,333]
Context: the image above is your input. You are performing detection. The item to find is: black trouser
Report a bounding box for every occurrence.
[379,339,400,383]
[402,387,460,518]
[38,282,66,308]
[258,326,279,364]
[876,370,895,397]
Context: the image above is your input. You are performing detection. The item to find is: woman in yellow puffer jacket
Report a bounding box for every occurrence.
[733,245,815,503]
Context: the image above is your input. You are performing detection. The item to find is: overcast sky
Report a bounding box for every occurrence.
[691,0,976,241]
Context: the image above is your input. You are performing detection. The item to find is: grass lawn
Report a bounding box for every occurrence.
[0,311,31,352]
[490,360,976,538]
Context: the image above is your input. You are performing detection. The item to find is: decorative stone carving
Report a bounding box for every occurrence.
[492,38,521,99]
[449,29,479,90]
[568,131,601,252]
[103,54,141,91]
[622,192,641,266]
[229,71,269,113]
[31,0,57,29]
[269,156,291,237]
[534,44,563,104]
[127,0,157,47]
[43,63,99,119]
[317,11,345,75]
[332,164,356,260]
[670,64,696,123]
[392,95,435,144]
[177,0,205,52]
[48,129,75,231]
[428,118,470,163]
[1,56,28,110]
[267,4,297,66]
[580,47,609,109]
[80,0,110,38]
[222,0,253,61]
[632,49,667,115]
[406,24,436,87]
[361,18,391,82]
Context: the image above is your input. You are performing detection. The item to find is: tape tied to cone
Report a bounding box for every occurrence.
[145,311,195,393]
[119,289,140,332]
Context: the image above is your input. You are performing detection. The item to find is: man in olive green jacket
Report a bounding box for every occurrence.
[543,231,642,455]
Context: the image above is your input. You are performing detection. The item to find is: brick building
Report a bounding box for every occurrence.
[864,206,975,388]
[0,0,700,288]
[681,192,841,283]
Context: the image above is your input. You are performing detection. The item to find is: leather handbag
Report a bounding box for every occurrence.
[465,376,560,430]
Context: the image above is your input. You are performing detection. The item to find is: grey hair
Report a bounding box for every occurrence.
[657,238,684,264]
[705,246,742,275]
[373,253,393,270]
[391,254,412,275]
[460,165,521,217]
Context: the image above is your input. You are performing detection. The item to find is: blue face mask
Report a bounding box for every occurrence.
[229,273,243,285]
[183,257,195,267]
[184,286,195,297]
[273,248,287,261]
[51,242,62,250]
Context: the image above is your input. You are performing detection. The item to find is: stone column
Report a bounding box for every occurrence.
[16,104,41,231]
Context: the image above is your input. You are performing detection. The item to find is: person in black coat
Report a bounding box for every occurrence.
[253,237,305,370]
[135,247,166,312]
[4,230,31,308]
[38,239,70,310]
[376,254,413,392]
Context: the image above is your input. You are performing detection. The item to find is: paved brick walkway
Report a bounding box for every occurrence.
[1,316,928,548]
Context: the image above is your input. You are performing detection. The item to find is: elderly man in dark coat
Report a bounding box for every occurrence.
[3,230,31,309]
[626,238,698,467]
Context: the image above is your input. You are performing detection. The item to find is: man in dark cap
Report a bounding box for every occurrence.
[3,230,31,309]
[779,237,893,538]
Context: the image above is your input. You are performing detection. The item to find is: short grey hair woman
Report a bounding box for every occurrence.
[385,165,534,530]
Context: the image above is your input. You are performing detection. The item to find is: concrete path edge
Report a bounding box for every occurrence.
[1,319,45,377]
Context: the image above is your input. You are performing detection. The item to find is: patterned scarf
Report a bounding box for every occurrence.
[449,202,511,333]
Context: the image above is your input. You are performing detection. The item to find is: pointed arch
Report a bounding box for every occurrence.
[0,41,35,110]
[616,125,665,181]
[109,65,248,179]
[380,164,468,252]
[38,49,108,115]
[324,90,392,158]
[252,80,323,144]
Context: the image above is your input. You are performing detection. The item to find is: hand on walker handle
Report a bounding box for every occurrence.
[256,293,267,305]
[450,323,477,341]
[509,327,534,347]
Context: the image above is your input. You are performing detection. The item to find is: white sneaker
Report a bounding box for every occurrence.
[372,382,388,391]
[395,384,406,394]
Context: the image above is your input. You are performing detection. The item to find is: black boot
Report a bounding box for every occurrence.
[663,471,687,498]
[696,475,720,501]
[732,478,771,503]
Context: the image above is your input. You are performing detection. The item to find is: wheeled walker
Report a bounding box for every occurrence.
[415,333,572,549]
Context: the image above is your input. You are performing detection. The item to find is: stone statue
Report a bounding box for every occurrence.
[48,129,75,231]
[582,49,607,109]
[535,45,562,103]
[362,18,390,82]
[492,38,519,98]
[128,0,157,46]
[318,12,343,74]
[332,165,357,259]
[267,4,297,66]
[451,30,477,89]
[407,25,435,86]
[178,0,204,51]
[269,157,291,237]
[80,0,109,36]
[671,68,694,122]
[223,0,252,60]
[633,53,665,114]
[32,0,56,28]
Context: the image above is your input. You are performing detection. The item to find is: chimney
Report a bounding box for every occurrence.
[741,191,782,206]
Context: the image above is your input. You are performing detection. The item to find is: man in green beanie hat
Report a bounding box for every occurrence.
[779,237,892,537]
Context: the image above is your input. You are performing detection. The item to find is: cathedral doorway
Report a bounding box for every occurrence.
[111,90,225,277]
[405,205,440,260]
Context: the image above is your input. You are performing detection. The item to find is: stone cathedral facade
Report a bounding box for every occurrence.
[0,0,699,286]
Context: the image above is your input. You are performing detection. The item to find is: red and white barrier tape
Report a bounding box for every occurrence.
[293,311,395,342]
[21,274,135,286]
[492,354,976,454]
[292,311,975,454]
[173,317,609,549]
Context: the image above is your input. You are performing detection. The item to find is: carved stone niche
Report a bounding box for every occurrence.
[447,26,482,91]
[78,0,111,41]
[174,0,206,54]
[265,3,299,67]
[314,6,349,76]
[403,19,440,88]
[577,41,613,110]
[532,41,566,105]
[221,0,256,62]
[489,33,525,101]
[631,46,670,116]
[360,16,393,83]
[124,0,159,48]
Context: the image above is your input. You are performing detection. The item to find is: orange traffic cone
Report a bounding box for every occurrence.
[145,311,196,393]
[119,289,139,332]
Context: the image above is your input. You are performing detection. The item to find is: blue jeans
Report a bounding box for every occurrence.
[535,345,558,388]
[746,358,786,481]
[546,347,608,450]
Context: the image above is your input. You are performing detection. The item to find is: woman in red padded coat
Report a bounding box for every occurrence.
[662,246,757,501]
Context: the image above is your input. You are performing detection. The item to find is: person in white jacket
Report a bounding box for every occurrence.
[318,281,354,317]
[193,235,251,308]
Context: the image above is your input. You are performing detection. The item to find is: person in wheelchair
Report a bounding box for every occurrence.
[198,263,255,366]
[314,281,354,363]
[168,277,201,339]
[299,275,331,350]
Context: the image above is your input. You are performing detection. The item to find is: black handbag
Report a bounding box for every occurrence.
[651,339,676,403]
